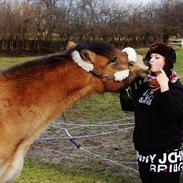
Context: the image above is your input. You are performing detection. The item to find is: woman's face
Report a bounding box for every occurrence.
[149,53,165,75]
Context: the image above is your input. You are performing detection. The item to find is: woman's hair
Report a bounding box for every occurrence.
[144,42,176,77]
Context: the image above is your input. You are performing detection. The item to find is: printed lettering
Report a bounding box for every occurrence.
[173,164,178,172]
[149,154,156,163]
[138,147,183,173]
[168,152,177,163]
[180,150,183,160]
[176,151,182,161]
[138,90,154,106]
[159,153,167,164]
[150,164,156,172]
[169,164,172,173]
[178,162,183,171]
[157,165,167,173]
[142,156,146,162]
[145,156,149,163]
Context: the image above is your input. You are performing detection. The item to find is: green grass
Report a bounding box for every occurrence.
[15,159,107,183]
[0,56,36,68]
[64,92,132,123]
[15,159,138,183]
[174,47,183,80]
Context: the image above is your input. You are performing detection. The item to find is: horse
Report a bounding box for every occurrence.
[0,41,148,183]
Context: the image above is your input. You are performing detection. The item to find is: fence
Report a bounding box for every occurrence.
[168,38,183,47]
[0,39,66,54]
[0,36,164,54]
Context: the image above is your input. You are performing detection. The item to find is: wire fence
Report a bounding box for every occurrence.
[27,116,140,179]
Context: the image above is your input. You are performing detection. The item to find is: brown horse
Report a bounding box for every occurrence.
[0,41,148,183]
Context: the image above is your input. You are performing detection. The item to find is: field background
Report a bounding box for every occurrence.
[0,47,182,183]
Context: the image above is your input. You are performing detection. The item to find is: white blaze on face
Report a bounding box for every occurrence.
[71,50,94,72]
[114,47,137,81]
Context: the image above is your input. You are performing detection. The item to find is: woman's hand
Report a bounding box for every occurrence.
[156,68,169,92]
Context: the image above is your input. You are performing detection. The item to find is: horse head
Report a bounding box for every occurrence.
[67,41,148,92]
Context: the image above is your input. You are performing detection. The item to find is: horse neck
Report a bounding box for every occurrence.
[26,61,95,108]
[0,61,101,137]
[50,62,95,111]
[0,60,106,164]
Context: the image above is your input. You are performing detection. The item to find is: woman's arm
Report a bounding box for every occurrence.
[159,83,183,121]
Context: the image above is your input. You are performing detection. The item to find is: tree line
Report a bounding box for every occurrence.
[0,0,182,53]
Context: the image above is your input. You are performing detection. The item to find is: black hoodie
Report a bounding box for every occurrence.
[132,80,183,154]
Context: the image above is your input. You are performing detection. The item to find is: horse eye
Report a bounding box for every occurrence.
[129,62,134,67]
[109,57,117,65]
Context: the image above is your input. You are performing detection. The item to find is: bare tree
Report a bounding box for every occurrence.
[0,0,182,52]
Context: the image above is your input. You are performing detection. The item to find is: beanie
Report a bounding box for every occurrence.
[144,42,176,77]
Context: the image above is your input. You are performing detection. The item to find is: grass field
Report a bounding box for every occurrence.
[0,47,183,183]
[15,159,129,183]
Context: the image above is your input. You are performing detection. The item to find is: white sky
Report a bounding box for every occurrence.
[8,0,159,8]
[116,0,158,5]
[126,0,154,3]
[9,0,156,4]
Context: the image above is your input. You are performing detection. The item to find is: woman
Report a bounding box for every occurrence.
[120,42,183,183]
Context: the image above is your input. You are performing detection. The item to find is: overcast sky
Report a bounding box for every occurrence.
[8,0,159,8]
[9,0,157,4]
[126,0,155,3]
[116,0,158,5]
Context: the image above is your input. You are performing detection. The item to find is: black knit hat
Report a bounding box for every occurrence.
[145,42,176,77]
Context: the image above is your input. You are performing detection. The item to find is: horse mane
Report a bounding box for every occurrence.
[0,51,71,79]
[0,41,115,79]
[74,41,115,57]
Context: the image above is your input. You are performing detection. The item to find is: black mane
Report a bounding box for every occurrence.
[74,41,115,57]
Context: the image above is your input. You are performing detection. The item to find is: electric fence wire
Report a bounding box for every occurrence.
[32,117,138,174]
[38,126,134,141]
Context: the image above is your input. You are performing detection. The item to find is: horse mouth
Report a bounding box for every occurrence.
[138,65,149,78]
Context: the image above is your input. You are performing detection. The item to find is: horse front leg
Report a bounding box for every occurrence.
[0,149,25,183]
[0,140,30,183]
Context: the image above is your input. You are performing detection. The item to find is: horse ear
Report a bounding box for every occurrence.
[66,41,77,50]
[80,49,96,63]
